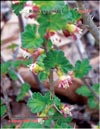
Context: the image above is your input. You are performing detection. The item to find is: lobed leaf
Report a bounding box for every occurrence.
[43,50,73,73]
[16,83,30,101]
[74,59,92,78]
[21,25,43,49]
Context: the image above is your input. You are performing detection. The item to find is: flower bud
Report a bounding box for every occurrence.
[66,23,82,34]
[29,63,44,74]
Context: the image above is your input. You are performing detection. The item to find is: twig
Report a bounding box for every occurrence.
[1,78,12,119]
[76,0,100,43]
[53,104,62,114]
[13,70,33,97]
[43,40,55,99]
[49,69,54,100]
[1,55,33,97]
[30,71,48,95]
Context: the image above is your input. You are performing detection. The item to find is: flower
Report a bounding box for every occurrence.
[60,104,73,117]
[29,62,44,74]
[66,23,82,34]
[58,75,72,89]
[65,23,82,40]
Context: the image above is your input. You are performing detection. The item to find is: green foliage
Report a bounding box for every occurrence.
[76,83,99,109]
[35,1,64,12]
[21,25,43,49]
[20,122,42,128]
[88,97,97,108]
[7,44,18,50]
[37,54,49,81]
[16,83,30,101]
[38,71,48,81]
[12,1,26,15]
[74,59,92,78]
[53,112,73,128]
[1,59,33,75]
[8,70,18,80]
[43,50,73,73]
[0,105,7,117]
[27,92,61,113]
[12,59,33,68]
[44,118,53,128]
[76,86,91,97]
[1,61,11,75]
[63,6,81,23]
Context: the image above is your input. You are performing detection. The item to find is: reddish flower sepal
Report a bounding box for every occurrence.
[63,23,82,40]
[44,30,56,40]
[32,5,40,12]
[58,75,72,89]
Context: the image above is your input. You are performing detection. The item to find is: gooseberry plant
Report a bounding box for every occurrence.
[1,1,99,128]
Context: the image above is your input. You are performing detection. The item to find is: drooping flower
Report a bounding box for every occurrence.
[58,75,72,89]
[60,104,73,117]
[65,23,82,40]
[66,23,82,34]
[29,62,44,74]
[57,69,73,89]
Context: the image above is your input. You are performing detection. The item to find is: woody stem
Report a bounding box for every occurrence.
[49,69,54,100]
[43,38,55,100]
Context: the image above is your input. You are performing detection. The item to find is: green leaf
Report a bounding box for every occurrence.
[43,50,73,73]
[48,13,67,30]
[8,70,18,80]
[76,86,91,97]
[7,44,18,50]
[44,118,52,128]
[92,83,100,95]
[27,92,47,113]
[38,72,48,81]
[48,108,55,116]
[63,6,81,23]
[27,92,61,113]
[57,116,72,124]
[74,59,92,78]
[12,2,25,15]
[35,1,64,12]
[21,25,43,49]
[54,116,73,128]
[12,59,33,69]
[1,105,7,117]
[60,123,73,128]
[88,97,97,109]
[1,61,11,75]
[37,53,46,67]
[16,83,30,101]
[20,122,42,128]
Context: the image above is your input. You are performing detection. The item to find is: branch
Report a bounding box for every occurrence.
[1,78,12,119]
[76,0,100,43]
[49,69,54,100]
[30,71,48,95]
